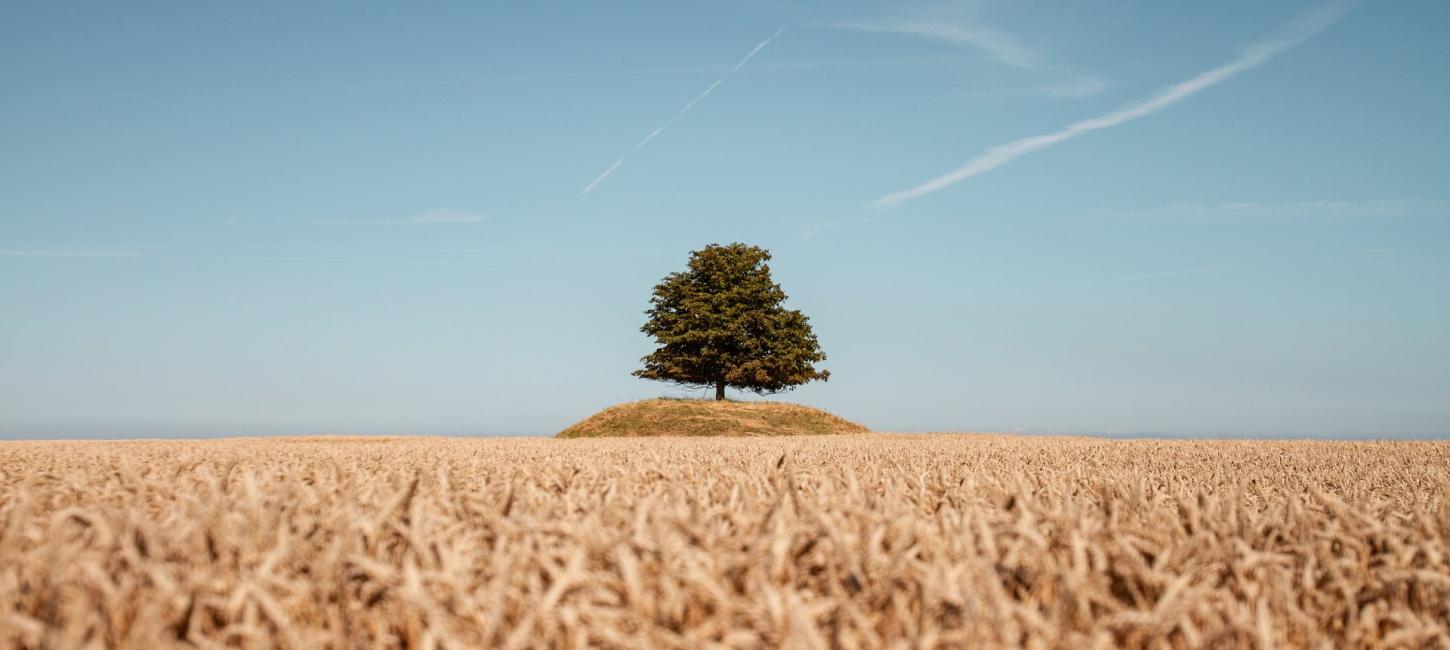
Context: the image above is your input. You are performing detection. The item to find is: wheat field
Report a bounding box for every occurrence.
[1,434,1447,649]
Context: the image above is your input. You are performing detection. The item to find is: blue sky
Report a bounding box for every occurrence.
[2,1,1447,438]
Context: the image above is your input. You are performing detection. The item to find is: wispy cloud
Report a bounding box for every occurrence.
[582,29,784,195]
[836,20,1039,70]
[1060,245,1402,287]
[1130,199,1448,220]
[33,56,1005,105]
[1041,74,1110,99]
[839,17,1119,101]
[0,250,521,267]
[315,209,485,226]
[871,1,1356,209]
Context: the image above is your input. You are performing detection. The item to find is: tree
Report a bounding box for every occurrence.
[633,243,829,400]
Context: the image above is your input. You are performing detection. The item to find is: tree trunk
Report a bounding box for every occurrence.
[715,381,726,401]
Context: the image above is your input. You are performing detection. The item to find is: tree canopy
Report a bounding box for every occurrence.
[633,243,829,400]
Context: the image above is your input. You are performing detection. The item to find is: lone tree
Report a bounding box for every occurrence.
[634,243,829,400]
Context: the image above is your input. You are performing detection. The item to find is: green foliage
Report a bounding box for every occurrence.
[633,243,829,397]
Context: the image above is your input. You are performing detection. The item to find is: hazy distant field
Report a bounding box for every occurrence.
[2,435,1447,648]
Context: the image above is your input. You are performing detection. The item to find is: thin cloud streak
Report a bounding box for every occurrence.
[871,1,1355,209]
[835,20,1039,69]
[315,209,485,226]
[1050,246,1403,288]
[1042,74,1110,99]
[29,55,994,104]
[582,29,783,195]
[1135,199,1449,220]
[0,250,523,267]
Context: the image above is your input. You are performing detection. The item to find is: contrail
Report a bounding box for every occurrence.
[871,2,1354,209]
[632,79,724,152]
[582,159,624,195]
[582,29,784,195]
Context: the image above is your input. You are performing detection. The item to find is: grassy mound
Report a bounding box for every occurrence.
[557,398,868,438]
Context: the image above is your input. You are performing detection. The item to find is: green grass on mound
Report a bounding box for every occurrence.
[557,398,868,438]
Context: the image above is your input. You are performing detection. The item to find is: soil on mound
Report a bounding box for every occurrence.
[557,398,868,438]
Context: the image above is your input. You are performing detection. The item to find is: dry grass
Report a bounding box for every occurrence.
[556,399,869,438]
[1,434,1448,648]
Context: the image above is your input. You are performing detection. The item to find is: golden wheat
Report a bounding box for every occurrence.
[1,434,1447,648]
